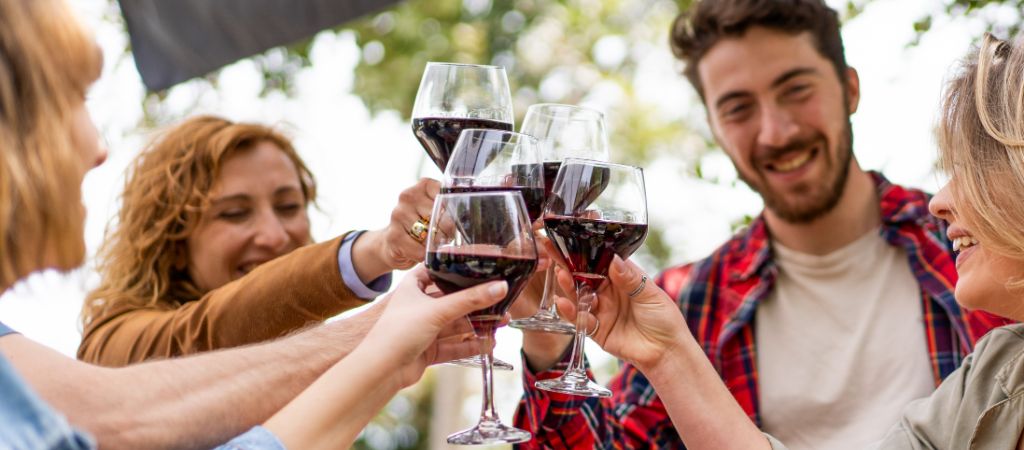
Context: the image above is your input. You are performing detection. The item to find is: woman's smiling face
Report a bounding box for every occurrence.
[185,140,311,292]
[930,179,1024,321]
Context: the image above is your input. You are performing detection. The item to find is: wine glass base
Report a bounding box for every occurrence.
[446,421,532,445]
[509,315,576,335]
[535,375,612,398]
[446,355,514,371]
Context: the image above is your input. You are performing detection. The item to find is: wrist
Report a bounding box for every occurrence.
[350,230,392,283]
[636,332,702,384]
[522,332,573,373]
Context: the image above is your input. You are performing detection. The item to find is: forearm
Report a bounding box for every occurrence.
[639,336,770,450]
[8,311,377,449]
[521,331,572,372]
[264,340,403,449]
[79,238,361,366]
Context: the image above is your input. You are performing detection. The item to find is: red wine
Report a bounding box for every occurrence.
[544,216,648,289]
[411,117,514,171]
[426,251,537,331]
[441,186,545,223]
[542,161,561,199]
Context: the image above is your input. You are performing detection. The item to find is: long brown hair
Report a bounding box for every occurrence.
[0,0,102,288]
[81,115,316,325]
[938,34,1024,288]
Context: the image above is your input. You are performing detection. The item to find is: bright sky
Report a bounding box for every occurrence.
[0,0,1000,444]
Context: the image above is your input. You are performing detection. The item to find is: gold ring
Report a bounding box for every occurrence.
[586,317,600,338]
[628,275,647,298]
[408,218,429,243]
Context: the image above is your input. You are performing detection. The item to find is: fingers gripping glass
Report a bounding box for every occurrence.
[510,104,610,335]
[425,192,538,444]
[411,62,514,173]
[534,159,648,398]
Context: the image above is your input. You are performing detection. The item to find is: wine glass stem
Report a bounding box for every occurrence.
[537,265,559,316]
[565,282,597,377]
[477,330,500,424]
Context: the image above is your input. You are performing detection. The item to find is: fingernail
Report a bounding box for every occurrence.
[489,281,508,297]
[613,256,627,275]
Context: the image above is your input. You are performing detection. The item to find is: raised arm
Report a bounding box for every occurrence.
[78,236,366,366]
[3,300,384,450]
[263,266,505,449]
[557,257,771,450]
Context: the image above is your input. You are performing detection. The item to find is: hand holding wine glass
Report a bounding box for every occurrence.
[535,159,648,397]
[359,266,508,388]
[424,191,538,444]
[550,256,693,373]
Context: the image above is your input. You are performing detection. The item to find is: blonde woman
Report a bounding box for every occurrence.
[555,34,1024,449]
[78,115,438,366]
[0,0,503,448]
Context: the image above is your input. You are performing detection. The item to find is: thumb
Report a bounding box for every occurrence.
[432,280,508,323]
[609,256,652,300]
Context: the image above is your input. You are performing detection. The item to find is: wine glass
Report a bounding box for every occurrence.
[534,159,648,397]
[444,128,544,221]
[411,62,514,173]
[510,104,610,335]
[425,191,537,444]
[441,128,543,371]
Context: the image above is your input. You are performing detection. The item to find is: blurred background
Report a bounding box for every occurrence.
[2,0,1021,448]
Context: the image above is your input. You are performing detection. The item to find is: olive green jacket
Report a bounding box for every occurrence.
[768,324,1024,449]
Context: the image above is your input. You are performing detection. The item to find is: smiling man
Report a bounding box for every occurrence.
[513,1,1009,449]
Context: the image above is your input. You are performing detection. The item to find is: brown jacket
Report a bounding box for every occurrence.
[78,236,372,367]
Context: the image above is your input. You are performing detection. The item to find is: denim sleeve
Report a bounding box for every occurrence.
[0,322,17,337]
[338,230,393,300]
[214,426,286,450]
[0,356,95,450]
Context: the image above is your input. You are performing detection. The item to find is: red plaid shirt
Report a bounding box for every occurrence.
[513,172,1011,449]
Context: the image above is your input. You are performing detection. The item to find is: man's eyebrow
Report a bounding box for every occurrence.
[771,67,819,89]
[713,67,820,111]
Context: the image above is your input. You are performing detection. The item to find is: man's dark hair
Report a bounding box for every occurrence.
[670,0,848,101]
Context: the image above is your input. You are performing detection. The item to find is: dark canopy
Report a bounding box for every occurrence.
[119,0,400,91]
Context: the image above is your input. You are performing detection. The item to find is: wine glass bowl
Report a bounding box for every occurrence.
[443,128,544,222]
[412,63,514,172]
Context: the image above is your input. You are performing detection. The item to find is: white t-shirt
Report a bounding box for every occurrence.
[755,229,935,450]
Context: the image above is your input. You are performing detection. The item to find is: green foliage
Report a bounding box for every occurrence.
[911,0,1023,44]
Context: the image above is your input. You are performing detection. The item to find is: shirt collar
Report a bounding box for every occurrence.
[728,171,917,282]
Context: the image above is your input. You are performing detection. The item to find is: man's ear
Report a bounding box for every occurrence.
[845,67,861,115]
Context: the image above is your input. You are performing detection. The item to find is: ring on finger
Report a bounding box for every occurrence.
[628,275,647,298]
[586,316,600,338]
[408,218,429,243]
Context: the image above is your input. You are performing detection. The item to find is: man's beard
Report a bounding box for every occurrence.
[738,120,854,224]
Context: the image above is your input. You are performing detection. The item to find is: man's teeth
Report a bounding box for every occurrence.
[952,236,979,252]
[771,150,812,172]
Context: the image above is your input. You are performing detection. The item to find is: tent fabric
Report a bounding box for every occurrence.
[119,0,399,91]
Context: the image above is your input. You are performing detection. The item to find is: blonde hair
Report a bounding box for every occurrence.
[938,34,1024,288]
[0,0,102,288]
[81,115,316,325]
